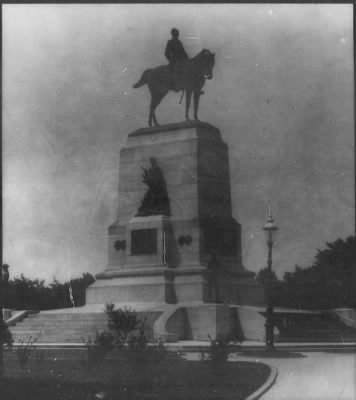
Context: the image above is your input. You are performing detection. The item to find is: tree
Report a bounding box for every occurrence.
[256,267,278,287]
[281,236,355,309]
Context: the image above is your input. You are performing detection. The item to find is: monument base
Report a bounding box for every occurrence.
[86,269,177,304]
[86,268,264,307]
[85,121,265,341]
[185,304,232,340]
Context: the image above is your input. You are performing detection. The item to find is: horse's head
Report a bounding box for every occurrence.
[199,49,215,80]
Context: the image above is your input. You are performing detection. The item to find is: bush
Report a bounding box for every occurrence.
[82,331,114,367]
[199,335,230,364]
[16,336,37,370]
[111,339,184,394]
[0,320,13,347]
[81,304,186,394]
[105,302,143,344]
[102,305,185,393]
[209,335,230,363]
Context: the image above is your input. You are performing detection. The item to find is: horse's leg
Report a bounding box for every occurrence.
[149,105,155,127]
[150,90,167,127]
[193,90,201,120]
[149,102,153,127]
[152,109,159,126]
[185,89,192,120]
[149,99,157,127]
[148,90,155,127]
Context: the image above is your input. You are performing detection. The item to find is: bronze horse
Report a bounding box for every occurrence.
[133,49,215,126]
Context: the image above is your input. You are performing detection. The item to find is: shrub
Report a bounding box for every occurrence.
[16,336,37,370]
[104,305,184,392]
[127,320,148,353]
[105,303,142,344]
[82,305,145,368]
[111,339,184,394]
[82,331,114,367]
[207,334,230,364]
[0,320,13,347]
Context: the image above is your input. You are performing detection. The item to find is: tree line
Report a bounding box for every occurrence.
[256,236,356,310]
[4,273,95,310]
[3,236,355,311]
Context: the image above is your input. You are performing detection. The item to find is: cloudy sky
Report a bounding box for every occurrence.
[3,4,354,283]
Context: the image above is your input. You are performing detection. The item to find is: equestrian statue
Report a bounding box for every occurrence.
[133,28,215,127]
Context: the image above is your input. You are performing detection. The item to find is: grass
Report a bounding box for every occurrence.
[1,348,271,400]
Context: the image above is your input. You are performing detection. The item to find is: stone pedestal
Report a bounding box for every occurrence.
[86,121,263,310]
[186,304,232,340]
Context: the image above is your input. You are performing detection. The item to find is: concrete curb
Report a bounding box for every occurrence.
[245,365,278,400]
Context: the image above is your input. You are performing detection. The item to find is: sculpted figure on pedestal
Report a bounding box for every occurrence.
[136,157,171,217]
[133,29,215,126]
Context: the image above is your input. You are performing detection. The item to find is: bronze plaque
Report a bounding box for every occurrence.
[131,229,157,255]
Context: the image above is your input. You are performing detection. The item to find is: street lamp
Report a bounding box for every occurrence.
[0,264,10,378]
[263,207,278,350]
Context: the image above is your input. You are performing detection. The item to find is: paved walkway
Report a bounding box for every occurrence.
[184,351,355,400]
[234,352,356,400]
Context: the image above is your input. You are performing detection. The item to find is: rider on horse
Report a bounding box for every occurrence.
[164,28,203,94]
[165,28,188,91]
[165,29,188,70]
[133,31,214,126]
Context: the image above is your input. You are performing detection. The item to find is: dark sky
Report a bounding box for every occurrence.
[3,4,354,282]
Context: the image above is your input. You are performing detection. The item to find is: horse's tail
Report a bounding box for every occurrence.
[133,69,152,88]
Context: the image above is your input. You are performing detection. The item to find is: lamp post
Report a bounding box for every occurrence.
[263,208,278,350]
[0,264,10,378]
[0,263,2,378]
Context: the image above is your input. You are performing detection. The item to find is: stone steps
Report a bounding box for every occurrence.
[279,336,356,343]
[10,311,111,343]
[279,329,355,340]
[26,314,108,320]
[11,329,107,334]
[11,337,90,343]
[9,310,161,343]
[12,322,108,328]
[273,309,356,343]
